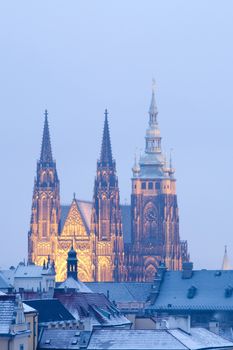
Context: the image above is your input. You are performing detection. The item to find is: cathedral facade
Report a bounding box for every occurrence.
[28,88,188,282]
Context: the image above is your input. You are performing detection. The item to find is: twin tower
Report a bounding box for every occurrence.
[28,87,189,282]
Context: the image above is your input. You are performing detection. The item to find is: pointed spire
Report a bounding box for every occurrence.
[149,79,158,126]
[100,109,113,165]
[222,245,232,270]
[145,80,161,154]
[40,110,53,164]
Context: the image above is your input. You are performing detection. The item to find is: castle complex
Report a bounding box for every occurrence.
[28,87,189,282]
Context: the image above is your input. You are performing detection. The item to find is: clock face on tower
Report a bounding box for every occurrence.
[143,204,159,241]
[145,207,157,222]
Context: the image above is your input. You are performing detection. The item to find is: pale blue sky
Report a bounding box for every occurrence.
[0,1,233,269]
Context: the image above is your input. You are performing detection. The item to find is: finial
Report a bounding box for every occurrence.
[152,78,156,94]
[132,149,140,177]
[44,109,48,118]
[149,79,158,123]
[169,148,173,169]
[225,245,227,254]
[100,109,113,165]
[73,192,76,200]
[134,151,137,167]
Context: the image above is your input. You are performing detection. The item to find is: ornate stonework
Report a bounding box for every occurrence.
[28,91,188,282]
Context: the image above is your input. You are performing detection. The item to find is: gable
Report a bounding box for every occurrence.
[60,200,89,238]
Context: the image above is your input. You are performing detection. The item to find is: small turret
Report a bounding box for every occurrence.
[132,153,140,178]
[67,244,78,280]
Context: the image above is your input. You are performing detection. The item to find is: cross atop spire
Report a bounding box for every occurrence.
[149,79,158,126]
[40,110,53,164]
[100,109,113,166]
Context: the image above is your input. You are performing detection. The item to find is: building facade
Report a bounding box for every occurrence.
[28,87,188,282]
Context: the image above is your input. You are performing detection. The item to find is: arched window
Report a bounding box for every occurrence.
[41,197,48,237]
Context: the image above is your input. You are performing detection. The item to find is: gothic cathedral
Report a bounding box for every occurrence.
[28,87,188,282]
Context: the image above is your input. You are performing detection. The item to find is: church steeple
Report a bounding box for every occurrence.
[100,109,113,166]
[145,81,162,154]
[28,110,60,264]
[149,79,159,127]
[40,110,53,164]
[91,110,125,281]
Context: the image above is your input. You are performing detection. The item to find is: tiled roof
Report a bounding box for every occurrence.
[169,328,233,350]
[38,329,91,350]
[0,295,15,334]
[54,290,130,327]
[87,329,186,350]
[24,299,75,323]
[147,270,233,311]
[85,282,151,303]
[87,328,233,350]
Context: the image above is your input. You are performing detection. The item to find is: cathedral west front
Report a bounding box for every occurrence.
[28,86,189,282]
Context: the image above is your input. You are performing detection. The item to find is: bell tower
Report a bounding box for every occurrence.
[28,110,60,265]
[128,82,186,281]
[91,110,125,282]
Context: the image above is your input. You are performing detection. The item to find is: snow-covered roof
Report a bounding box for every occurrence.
[23,302,37,313]
[38,328,90,349]
[87,329,233,350]
[169,328,233,350]
[0,271,12,290]
[14,264,54,278]
[0,296,15,334]
[54,290,131,328]
[1,263,55,284]
[85,282,150,303]
[148,270,233,311]
[58,277,92,293]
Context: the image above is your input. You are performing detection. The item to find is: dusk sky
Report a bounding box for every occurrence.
[0,1,233,269]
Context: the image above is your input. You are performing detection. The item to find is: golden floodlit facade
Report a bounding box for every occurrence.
[28,87,189,282]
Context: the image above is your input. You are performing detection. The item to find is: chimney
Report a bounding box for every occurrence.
[182,262,193,279]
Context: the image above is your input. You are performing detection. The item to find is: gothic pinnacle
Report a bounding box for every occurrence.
[100,109,113,165]
[149,79,159,126]
[40,109,53,164]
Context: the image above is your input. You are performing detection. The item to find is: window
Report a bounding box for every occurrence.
[148,182,153,190]
[155,182,160,190]
[20,345,24,350]
[141,182,146,190]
